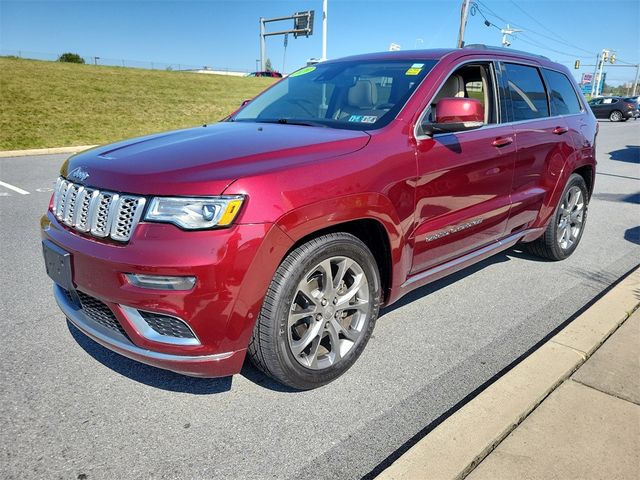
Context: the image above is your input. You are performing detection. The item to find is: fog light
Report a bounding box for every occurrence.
[125,274,196,291]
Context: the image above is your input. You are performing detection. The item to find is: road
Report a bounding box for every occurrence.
[1,120,638,480]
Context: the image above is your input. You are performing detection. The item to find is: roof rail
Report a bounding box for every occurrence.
[462,44,550,61]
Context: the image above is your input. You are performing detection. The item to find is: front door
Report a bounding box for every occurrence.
[411,62,515,274]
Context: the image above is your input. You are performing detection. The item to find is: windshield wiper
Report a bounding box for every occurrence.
[260,118,330,128]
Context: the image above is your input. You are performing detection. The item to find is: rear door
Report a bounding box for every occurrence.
[498,62,574,232]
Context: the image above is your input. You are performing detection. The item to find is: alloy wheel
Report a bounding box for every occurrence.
[287,256,370,370]
[557,185,585,250]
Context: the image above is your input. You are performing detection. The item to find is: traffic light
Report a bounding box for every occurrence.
[610,54,616,64]
[602,51,609,61]
[574,60,580,69]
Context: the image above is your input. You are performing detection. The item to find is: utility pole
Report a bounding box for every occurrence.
[633,64,640,96]
[456,0,470,48]
[321,0,328,61]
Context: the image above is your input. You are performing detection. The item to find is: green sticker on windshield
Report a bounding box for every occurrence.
[290,66,316,77]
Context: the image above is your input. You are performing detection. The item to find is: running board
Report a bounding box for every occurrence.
[401,229,540,289]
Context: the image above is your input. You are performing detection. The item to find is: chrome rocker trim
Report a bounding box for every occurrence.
[402,228,543,288]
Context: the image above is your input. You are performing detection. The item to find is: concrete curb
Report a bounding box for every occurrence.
[377,267,640,480]
[0,145,97,158]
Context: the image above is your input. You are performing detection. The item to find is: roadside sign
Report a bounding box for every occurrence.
[581,73,593,84]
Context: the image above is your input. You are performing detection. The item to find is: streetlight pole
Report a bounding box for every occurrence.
[593,49,609,97]
[591,53,600,97]
[259,17,266,71]
[321,0,328,61]
[632,64,640,96]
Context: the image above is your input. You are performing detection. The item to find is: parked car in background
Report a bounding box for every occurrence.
[588,96,637,121]
[247,71,283,78]
[42,46,596,389]
[623,96,640,119]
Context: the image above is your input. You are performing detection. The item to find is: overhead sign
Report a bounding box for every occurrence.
[293,10,314,38]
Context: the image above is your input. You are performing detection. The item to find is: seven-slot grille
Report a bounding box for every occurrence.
[52,177,146,242]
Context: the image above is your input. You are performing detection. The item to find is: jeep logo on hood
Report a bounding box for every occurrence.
[68,167,90,183]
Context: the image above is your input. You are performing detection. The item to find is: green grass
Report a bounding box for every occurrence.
[0,58,275,150]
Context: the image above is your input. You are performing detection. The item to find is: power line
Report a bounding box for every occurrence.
[507,0,594,55]
[476,0,638,65]
[474,0,597,58]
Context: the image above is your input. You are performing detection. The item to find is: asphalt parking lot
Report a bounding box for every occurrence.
[1,120,638,480]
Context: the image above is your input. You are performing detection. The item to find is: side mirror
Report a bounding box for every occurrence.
[422,97,484,135]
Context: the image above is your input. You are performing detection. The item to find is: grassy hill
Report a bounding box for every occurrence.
[0,57,275,150]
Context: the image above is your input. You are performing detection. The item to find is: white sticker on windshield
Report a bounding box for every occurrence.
[348,115,377,123]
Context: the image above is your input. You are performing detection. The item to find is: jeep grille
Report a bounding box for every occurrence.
[52,177,146,242]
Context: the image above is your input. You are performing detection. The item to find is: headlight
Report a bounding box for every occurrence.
[144,195,244,230]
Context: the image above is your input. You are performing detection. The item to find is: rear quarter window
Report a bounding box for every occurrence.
[503,63,549,121]
[542,69,583,115]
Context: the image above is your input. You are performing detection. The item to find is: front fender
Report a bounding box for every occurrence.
[274,192,412,295]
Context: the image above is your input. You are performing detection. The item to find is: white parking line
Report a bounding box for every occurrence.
[0,180,30,195]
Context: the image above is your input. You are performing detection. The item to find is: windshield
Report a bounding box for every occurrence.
[232,59,437,130]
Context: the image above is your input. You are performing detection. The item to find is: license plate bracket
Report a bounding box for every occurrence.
[42,240,75,291]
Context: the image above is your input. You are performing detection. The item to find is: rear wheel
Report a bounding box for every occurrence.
[248,233,381,390]
[609,110,623,122]
[525,174,588,261]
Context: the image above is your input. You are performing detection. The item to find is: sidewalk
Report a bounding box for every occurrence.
[378,268,640,480]
[467,308,639,479]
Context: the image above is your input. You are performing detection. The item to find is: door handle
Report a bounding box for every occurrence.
[492,137,513,147]
[553,126,569,135]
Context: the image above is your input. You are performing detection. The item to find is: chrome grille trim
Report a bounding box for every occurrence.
[52,177,144,242]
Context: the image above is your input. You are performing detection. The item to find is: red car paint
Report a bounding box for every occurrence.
[41,48,596,377]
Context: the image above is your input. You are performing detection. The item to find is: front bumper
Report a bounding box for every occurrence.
[54,284,245,376]
[42,211,293,377]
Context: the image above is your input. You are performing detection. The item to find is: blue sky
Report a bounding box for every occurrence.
[1,0,639,84]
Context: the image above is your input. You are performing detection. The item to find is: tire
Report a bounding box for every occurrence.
[525,173,588,261]
[248,232,381,390]
[609,110,623,122]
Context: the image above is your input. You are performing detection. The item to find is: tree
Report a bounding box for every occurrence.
[58,52,85,64]
[264,58,274,72]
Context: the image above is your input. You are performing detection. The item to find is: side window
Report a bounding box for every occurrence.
[542,69,583,115]
[426,63,497,125]
[503,63,549,121]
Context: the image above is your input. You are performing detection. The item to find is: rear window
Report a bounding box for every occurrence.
[503,63,549,121]
[542,69,582,115]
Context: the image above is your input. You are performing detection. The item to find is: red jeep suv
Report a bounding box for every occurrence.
[42,46,596,389]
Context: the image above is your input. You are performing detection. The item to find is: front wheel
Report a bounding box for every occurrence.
[609,110,623,122]
[248,233,381,389]
[525,173,589,261]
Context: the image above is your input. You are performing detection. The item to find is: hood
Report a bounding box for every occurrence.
[62,122,370,195]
